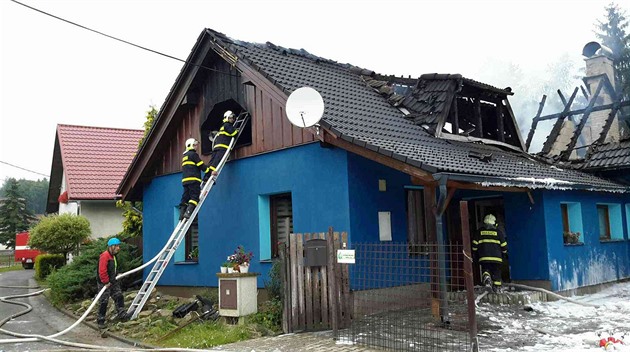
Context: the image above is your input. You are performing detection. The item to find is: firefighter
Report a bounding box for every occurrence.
[181,138,209,219]
[203,110,238,181]
[97,238,129,329]
[472,214,508,292]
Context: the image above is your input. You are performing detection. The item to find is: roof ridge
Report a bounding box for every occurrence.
[57,123,143,132]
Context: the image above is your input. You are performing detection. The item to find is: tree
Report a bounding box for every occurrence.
[0,178,49,215]
[116,105,156,238]
[595,3,630,100]
[0,178,37,248]
[29,213,91,262]
[138,105,157,148]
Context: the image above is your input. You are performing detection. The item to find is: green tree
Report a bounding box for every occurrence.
[29,213,91,262]
[116,105,156,238]
[0,178,49,215]
[595,3,630,100]
[0,178,37,248]
[116,200,142,237]
[138,105,157,147]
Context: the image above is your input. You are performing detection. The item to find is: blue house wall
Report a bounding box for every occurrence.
[541,190,630,291]
[143,143,352,288]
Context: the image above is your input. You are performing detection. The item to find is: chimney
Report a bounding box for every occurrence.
[581,41,620,145]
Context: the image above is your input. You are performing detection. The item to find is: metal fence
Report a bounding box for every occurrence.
[336,242,475,352]
[0,250,17,267]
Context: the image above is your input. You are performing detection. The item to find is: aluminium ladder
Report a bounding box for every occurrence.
[126,112,250,319]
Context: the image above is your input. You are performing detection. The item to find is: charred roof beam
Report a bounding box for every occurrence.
[560,80,604,161]
[540,87,578,155]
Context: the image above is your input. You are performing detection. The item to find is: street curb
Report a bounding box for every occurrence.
[55,305,157,349]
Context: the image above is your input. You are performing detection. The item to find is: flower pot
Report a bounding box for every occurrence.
[227,267,234,273]
[220,266,228,273]
[239,264,249,273]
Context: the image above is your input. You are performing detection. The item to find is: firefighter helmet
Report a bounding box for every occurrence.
[223,110,235,122]
[483,214,497,226]
[107,238,121,247]
[185,138,198,149]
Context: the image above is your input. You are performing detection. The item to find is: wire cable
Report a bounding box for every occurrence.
[0,160,49,178]
[9,0,238,77]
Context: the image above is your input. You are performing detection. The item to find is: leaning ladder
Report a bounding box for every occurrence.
[126,112,250,319]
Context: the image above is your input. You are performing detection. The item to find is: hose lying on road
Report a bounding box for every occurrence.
[504,282,601,308]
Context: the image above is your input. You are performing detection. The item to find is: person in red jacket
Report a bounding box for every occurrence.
[97,237,129,329]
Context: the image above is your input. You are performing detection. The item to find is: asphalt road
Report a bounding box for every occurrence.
[0,269,133,352]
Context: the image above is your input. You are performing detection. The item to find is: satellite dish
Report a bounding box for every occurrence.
[285,87,324,128]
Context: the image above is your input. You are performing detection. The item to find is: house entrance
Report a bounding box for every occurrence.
[470,198,510,285]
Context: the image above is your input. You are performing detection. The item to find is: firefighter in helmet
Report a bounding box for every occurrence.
[204,110,238,181]
[180,138,209,219]
[472,214,508,292]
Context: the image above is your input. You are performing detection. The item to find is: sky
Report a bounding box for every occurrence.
[1,0,627,183]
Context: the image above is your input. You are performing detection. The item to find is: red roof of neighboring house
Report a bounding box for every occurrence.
[57,124,144,200]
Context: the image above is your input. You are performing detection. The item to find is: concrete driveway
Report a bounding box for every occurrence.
[0,269,134,352]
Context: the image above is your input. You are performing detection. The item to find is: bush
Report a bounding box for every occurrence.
[29,213,91,261]
[46,237,142,305]
[34,254,65,279]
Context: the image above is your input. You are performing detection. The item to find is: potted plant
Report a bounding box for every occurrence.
[227,245,254,273]
[188,246,199,261]
[220,262,230,273]
[563,231,581,244]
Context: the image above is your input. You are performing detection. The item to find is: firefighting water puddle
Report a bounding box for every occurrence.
[477,281,630,351]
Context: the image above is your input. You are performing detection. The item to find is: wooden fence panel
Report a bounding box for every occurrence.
[282,229,349,333]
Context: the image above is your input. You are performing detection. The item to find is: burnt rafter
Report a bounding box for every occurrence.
[540,87,579,155]
[559,80,605,160]
[525,95,547,151]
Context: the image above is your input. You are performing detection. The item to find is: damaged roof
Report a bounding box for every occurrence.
[583,140,630,170]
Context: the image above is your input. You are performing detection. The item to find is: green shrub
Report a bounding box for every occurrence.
[46,237,142,305]
[34,254,65,279]
[29,213,91,261]
[250,298,282,332]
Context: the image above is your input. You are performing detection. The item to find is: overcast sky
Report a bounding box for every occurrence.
[1,0,626,183]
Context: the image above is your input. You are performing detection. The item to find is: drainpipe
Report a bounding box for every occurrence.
[434,174,449,324]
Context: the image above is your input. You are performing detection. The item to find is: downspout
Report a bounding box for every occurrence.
[434,174,449,323]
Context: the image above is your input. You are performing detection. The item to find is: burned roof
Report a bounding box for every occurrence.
[155,29,623,192]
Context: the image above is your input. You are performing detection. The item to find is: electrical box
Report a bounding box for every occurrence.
[217,273,258,318]
[304,238,327,266]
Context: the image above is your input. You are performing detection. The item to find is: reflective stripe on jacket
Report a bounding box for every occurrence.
[212,121,238,150]
[181,148,208,184]
[472,225,507,263]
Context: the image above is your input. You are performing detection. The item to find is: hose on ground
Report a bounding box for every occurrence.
[504,282,601,308]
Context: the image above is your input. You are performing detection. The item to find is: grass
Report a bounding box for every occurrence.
[146,320,254,349]
[0,263,22,273]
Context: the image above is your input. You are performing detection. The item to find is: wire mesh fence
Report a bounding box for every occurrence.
[0,250,17,268]
[337,242,474,352]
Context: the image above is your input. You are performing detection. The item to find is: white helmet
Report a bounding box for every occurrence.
[185,138,198,149]
[483,214,497,226]
[223,110,235,121]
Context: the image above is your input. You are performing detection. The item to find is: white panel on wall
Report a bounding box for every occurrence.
[378,211,392,241]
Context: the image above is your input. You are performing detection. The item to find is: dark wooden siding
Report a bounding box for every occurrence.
[152,58,315,177]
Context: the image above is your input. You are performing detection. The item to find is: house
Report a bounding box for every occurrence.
[118,29,629,294]
[47,124,144,238]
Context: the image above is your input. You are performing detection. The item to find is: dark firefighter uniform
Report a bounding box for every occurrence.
[472,223,508,289]
[181,146,209,218]
[205,118,238,176]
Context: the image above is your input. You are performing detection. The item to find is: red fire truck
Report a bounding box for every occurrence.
[14,231,41,269]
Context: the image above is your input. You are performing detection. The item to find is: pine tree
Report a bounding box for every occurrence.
[0,178,37,248]
[595,3,630,100]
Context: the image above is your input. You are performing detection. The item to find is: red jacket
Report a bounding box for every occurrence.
[97,250,118,284]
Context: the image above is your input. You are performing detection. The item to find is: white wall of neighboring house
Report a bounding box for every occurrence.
[80,200,124,238]
[58,172,78,215]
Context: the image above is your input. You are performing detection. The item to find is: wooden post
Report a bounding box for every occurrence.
[304,233,313,330]
[289,234,299,331]
[326,227,339,336]
[280,243,291,333]
[460,201,478,352]
[525,95,547,151]
[474,97,483,137]
[297,234,305,330]
[496,100,504,142]
[451,96,459,135]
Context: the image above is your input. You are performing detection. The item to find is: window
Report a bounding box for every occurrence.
[270,193,293,258]
[406,189,426,254]
[174,207,199,263]
[560,202,583,244]
[597,203,623,241]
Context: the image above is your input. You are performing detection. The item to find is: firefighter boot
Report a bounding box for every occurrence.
[179,204,187,220]
[482,272,492,289]
[183,204,196,219]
